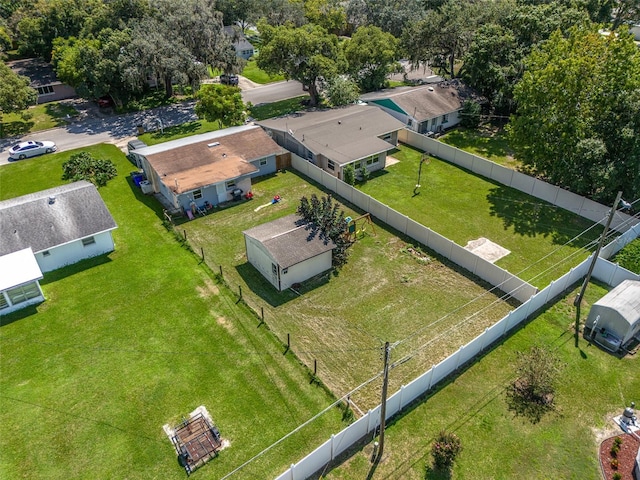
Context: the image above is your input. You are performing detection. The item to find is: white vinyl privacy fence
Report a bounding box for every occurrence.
[292,154,538,303]
[398,129,638,233]
[275,223,640,480]
[274,137,640,480]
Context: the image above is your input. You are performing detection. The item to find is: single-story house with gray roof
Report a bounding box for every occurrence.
[130,125,285,214]
[243,214,336,291]
[363,80,481,135]
[0,181,117,273]
[7,58,76,103]
[0,248,45,315]
[257,105,405,181]
[224,26,255,59]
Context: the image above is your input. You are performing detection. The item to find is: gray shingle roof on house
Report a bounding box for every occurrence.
[258,105,405,165]
[243,214,336,268]
[7,58,62,88]
[0,181,117,256]
[365,81,480,122]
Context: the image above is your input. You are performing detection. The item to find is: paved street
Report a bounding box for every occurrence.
[0,77,306,166]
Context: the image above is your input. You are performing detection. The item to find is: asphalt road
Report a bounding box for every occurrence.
[0,78,305,166]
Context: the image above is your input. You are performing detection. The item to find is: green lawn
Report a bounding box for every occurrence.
[439,125,520,169]
[362,144,600,289]
[250,96,308,119]
[242,59,285,84]
[0,146,344,480]
[137,118,223,145]
[177,171,515,408]
[1,101,79,138]
[321,281,639,479]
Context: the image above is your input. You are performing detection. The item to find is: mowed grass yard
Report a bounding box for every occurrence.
[320,282,640,479]
[0,146,344,480]
[365,144,601,289]
[178,171,515,409]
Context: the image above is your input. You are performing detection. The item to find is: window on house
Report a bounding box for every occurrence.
[432,118,438,128]
[193,189,202,199]
[82,236,96,247]
[366,155,379,166]
[382,133,392,141]
[37,85,54,95]
[442,114,449,124]
[0,293,8,310]
[42,250,50,257]
[407,119,413,127]
[354,161,361,169]
[260,158,268,166]
[226,180,236,189]
[327,160,335,170]
[6,282,40,305]
[307,150,313,160]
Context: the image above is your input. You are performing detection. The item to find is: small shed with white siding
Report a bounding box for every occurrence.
[0,248,44,314]
[584,280,640,352]
[243,214,335,291]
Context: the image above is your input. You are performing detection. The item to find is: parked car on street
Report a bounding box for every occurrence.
[220,74,239,86]
[8,140,57,160]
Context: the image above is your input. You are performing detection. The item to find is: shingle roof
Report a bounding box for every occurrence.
[138,125,283,193]
[257,105,405,165]
[366,81,480,122]
[7,58,62,88]
[0,181,117,256]
[243,214,335,268]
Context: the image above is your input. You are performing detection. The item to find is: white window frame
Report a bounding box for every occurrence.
[442,114,449,124]
[193,189,202,200]
[327,160,335,171]
[259,158,268,166]
[37,85,54,95]
[226,180,236,190]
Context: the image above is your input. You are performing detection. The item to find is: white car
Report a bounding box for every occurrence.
[9,140,57,160]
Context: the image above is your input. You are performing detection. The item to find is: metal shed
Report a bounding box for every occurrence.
[584,280,640,352]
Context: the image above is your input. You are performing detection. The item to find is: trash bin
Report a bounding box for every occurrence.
[136,124,144,135]
[140,180,153,194]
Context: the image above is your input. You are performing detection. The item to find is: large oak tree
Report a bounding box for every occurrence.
[508,27,640,204]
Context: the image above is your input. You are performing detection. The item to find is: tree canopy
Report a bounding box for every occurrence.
[62,151,117,187]
[194,84,246,126]
[508,27,640,204]
[257,23,345,105]
[0,60,36,132]
[344,25,399,92]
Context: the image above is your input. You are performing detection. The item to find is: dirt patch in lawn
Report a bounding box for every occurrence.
[196,277,219,297]
[464,237,511,263]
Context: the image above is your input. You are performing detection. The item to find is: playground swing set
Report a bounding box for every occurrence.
[344,213,376,241]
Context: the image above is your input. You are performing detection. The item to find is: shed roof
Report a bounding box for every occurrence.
[0,248,43,291]
[138,125,283,193]
[258,105,405,165]
[592,279,640,326]
[366,81,480,121]
[243,214,336,269]
[0,181,117,256]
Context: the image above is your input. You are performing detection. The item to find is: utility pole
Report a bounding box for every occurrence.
[378,341,390,459]
[574,191,622,343]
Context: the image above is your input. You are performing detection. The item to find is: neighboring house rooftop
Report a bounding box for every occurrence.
[243,214,336,269]
[258,105,405,165]
[0,181,117,256]
[136,125,284,194]
[7,58,62,88]
[365,81,479,122]
[223,26,255,51]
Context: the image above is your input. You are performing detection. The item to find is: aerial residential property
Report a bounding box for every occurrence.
[258,104,405,180]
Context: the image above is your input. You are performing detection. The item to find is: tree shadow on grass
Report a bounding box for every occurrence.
[1,119,34,138]
[486,185,600,247]
[145,121,203,141]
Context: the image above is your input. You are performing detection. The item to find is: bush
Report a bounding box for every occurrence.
[613,472,622,480]
[460,100,482,128]
[61,152,117,187]
[359,166,370,183]
[614,238,640,274]
[431,430,462,470]
[343,164,355,185]
[505,345,564,423]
